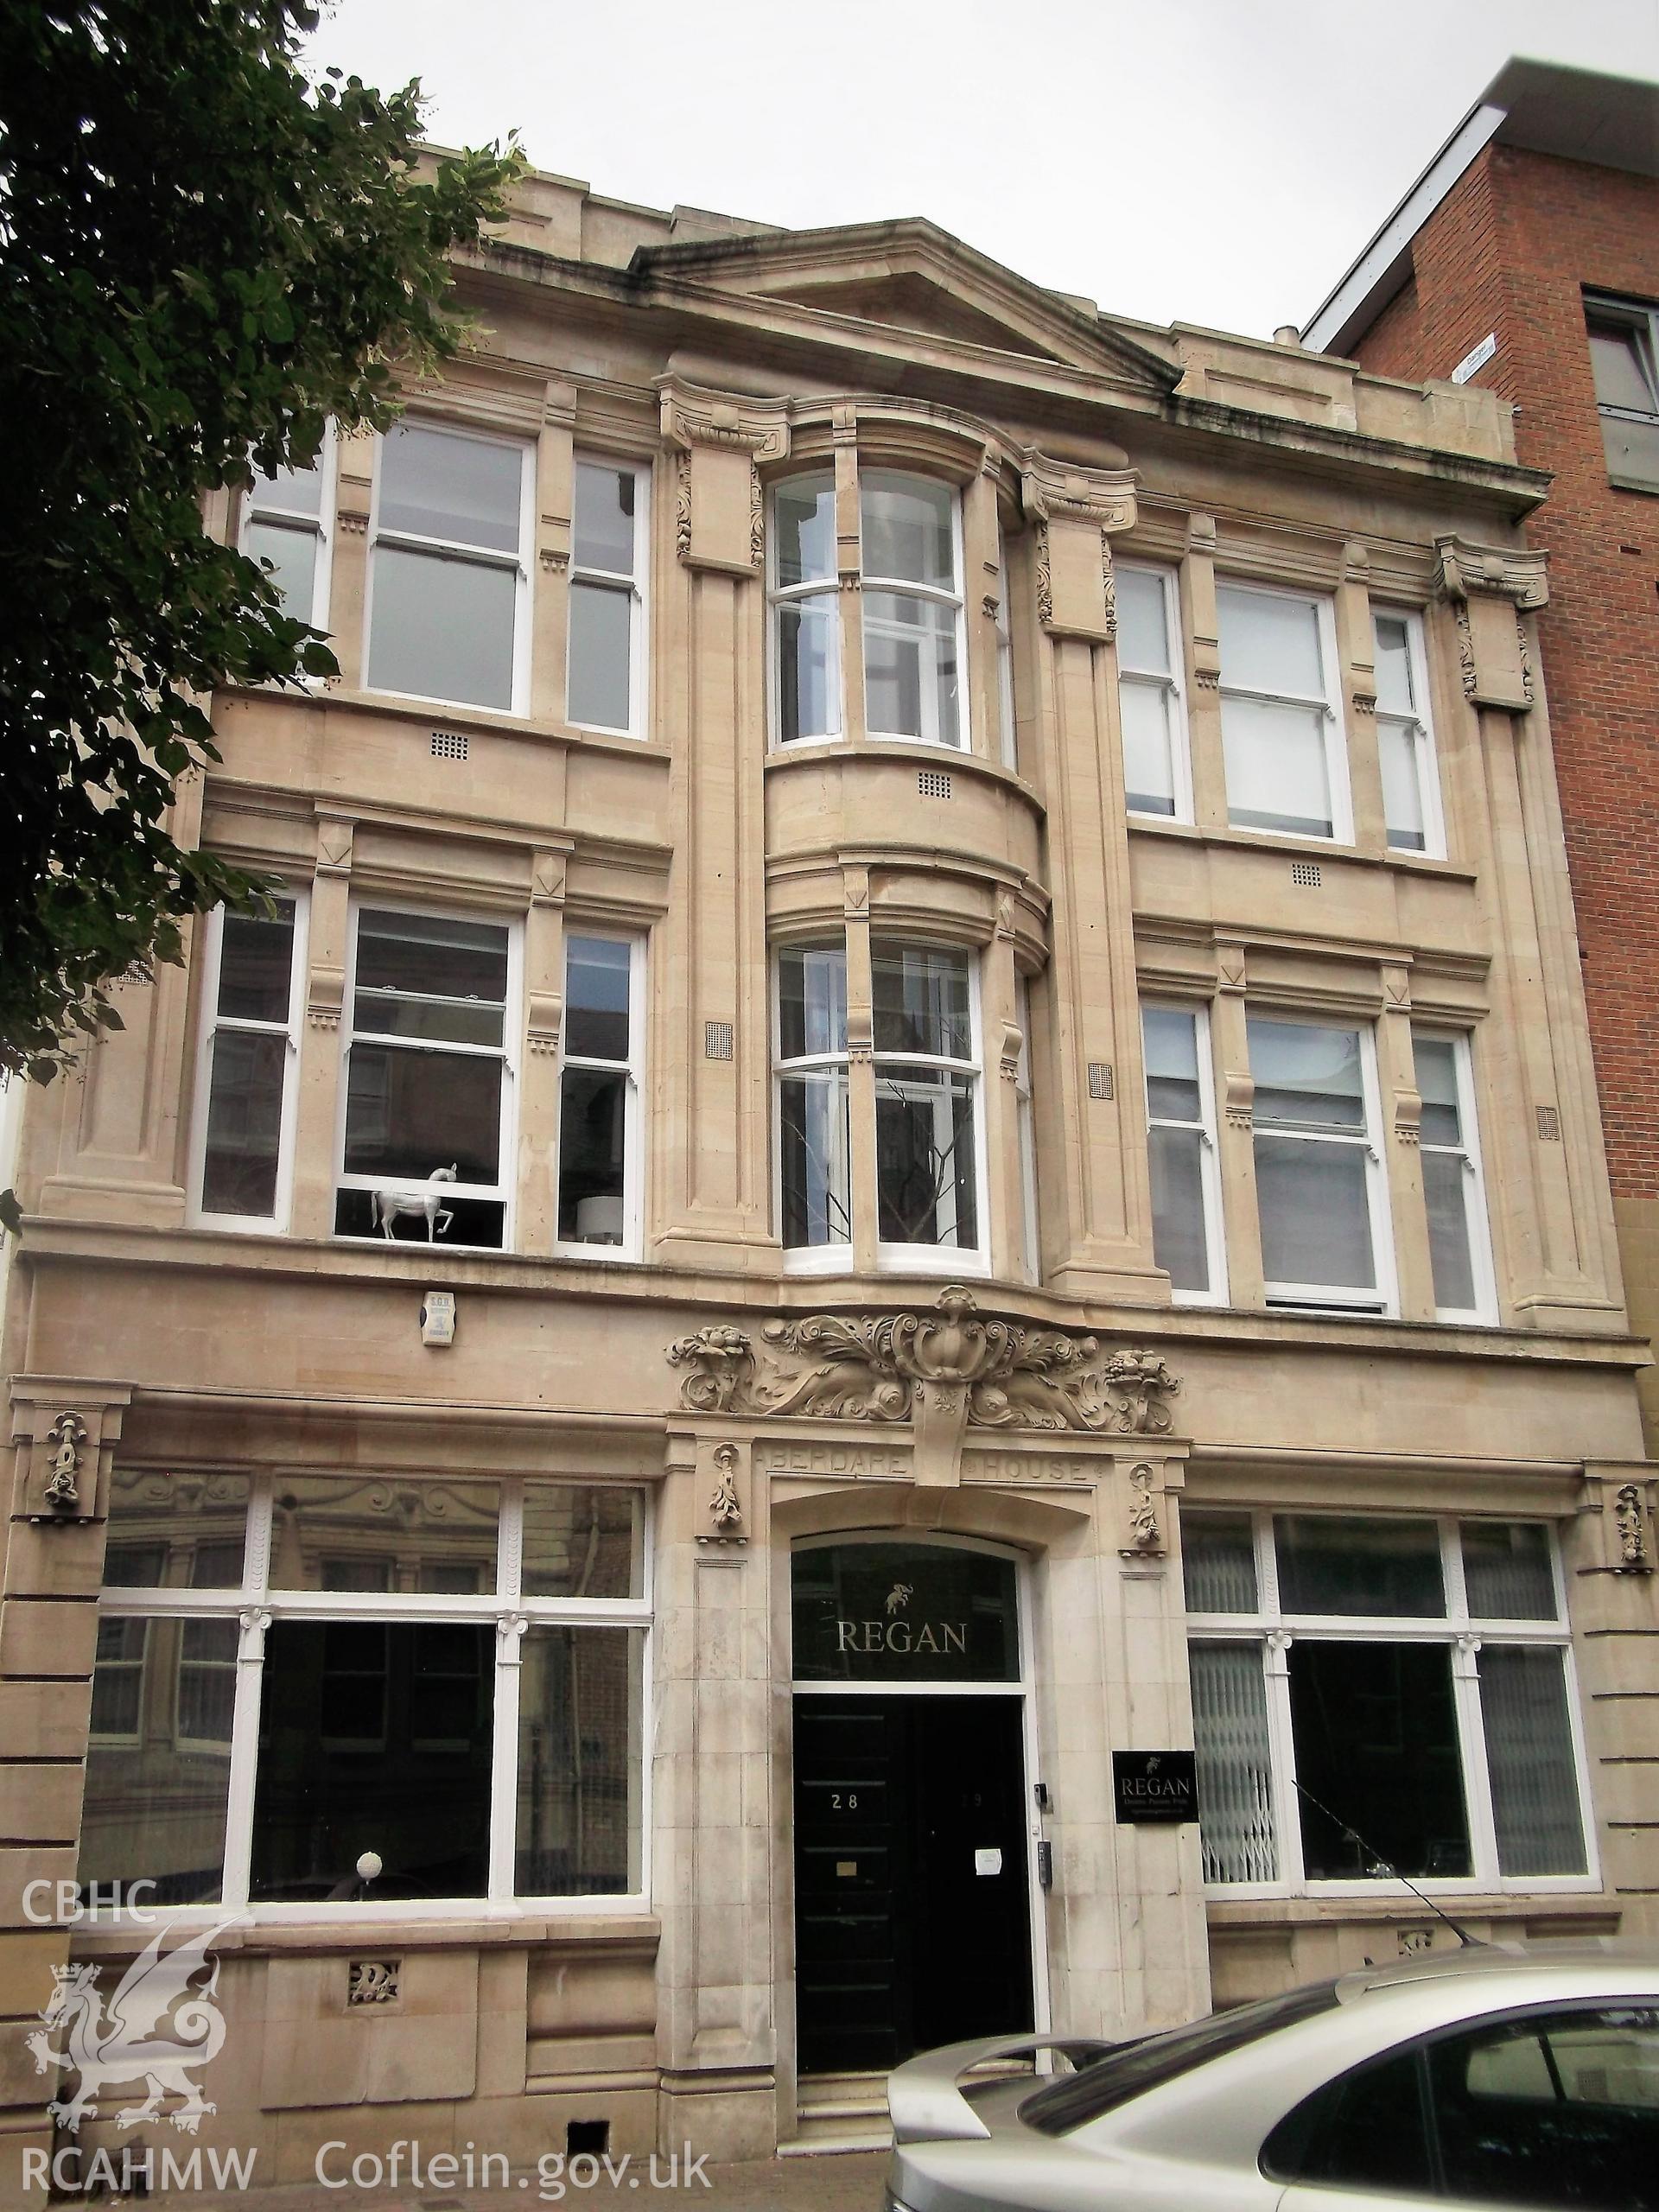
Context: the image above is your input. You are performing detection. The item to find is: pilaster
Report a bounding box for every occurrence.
[1336,540,1385,852]
[327,424,374,690]
[842,871,879,1279]
[529,380,577,725]
[1020,450,1161,1302]
[1434,535,1621,1330]
[517,847,572,1252]
[1567,1465,1659,1939]
[1182,513,1228,831]
[652,381,788,1264]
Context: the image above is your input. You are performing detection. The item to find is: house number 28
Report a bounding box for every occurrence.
[830,1792,859,1810]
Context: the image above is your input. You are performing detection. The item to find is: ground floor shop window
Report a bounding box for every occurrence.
[1184,1510,1592,1892]
[79,1468,648,1912]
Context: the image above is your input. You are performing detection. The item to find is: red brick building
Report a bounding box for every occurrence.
[1306,60,1659,1442]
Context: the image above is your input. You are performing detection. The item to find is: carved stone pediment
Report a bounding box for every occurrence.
[667,1287,1180,1439]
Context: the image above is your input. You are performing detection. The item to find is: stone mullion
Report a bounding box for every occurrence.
[529,385,575,726]
[843,878,880,1276]
[1378,965,1435,1322]
[1182,512,1228,830]
[982,911,1023,1283]
[327,423,374,690]
[833,423,868,748]
[518,855,568,1254]
[1210,949,1266,1308]
[1337,542,1384,851]
[962,459,1003,760]
[289,817,353,1241]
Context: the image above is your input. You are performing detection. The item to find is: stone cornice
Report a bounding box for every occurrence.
[1433,533,1550,610]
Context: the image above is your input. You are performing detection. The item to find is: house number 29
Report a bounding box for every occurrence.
[830,1792,859,1810]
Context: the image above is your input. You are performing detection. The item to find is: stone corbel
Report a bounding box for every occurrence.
[10,1382,132,1524]
[1020,449,1139,642]
[1116,1459,1166,1562]
[1580,1465,1657,1575]
[1433,535,1548,715]
[658,376,791,575]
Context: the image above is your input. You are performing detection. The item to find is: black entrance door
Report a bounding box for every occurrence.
[792,1694,1034,2074]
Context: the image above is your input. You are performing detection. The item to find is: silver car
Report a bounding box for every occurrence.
[886,1945,1659,2211]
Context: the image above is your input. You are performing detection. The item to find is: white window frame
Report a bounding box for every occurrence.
[768,473,842,748]
[1141,998,1227,1306]
[566,454,652,740]
[861,472,970,751]
[1414,1026,1498,1325]
[363,418,534,716]
[239,429,336,634]
[334,899,522,1255]
[1185,1510,1599,1902]
[773,941,854,1277]
[1249,1012,1395,1317]
[1217,578,1351,845]
[1374,604,1447,860]
[873,942,989,1277]
[188,893,308,1236]
[552,930,646,1262]
[1117,560,1193,823]
[85,1474,654,1925]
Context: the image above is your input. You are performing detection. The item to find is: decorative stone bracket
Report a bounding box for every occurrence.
[667,1287,1180,1489]
[700,1440,747,1548]
[1433,534,1548,715]
[1020,448,1138,642]
[10,1382,131,1524]
[659,375,791,575]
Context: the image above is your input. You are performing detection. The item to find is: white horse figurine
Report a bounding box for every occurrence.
[29,1920,234,2135]
[371,1164,458,1241]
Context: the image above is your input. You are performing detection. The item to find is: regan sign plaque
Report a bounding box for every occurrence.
[791,1541,1019,1683]
[1113,1750,1198,1824]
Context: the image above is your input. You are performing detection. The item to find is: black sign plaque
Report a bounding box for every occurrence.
[1113,1750,1198,1824]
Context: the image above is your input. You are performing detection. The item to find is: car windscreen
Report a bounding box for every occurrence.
[1020,1980,1342,2136]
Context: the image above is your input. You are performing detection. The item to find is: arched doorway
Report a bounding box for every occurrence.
[790,1535,1037,2074]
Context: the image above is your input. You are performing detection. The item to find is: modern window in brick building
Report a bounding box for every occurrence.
[1306,57,1659,1451]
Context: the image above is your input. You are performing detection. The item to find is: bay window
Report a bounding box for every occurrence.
[568,458,649,735]
[556,932,645,1256]
[1414,1028,1496,1322]
[366,421,531,713]
[335,906,518,1250]
[768,467,967,748]
[1142,1001,1224,1302]
[1116,563,1190,819]
[1185,1511,1592,1893]
[1217,582,1348,841]
[1249,1014,1390,1312]
[241,433,334,630]
[775,944,852,1259]
[80,1470,648,1912]
[774,938,986,1269]
[1374,607,1445,856]
[191,896,306,1231]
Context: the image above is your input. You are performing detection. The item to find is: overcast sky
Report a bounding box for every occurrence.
[305,0,1659,342]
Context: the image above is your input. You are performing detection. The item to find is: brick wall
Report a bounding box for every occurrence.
[1350,144,1659,1203]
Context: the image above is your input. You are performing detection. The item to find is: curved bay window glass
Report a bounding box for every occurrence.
[82,1472,651,1913]
[861,472,963,747]
[771,475,840,743]
[776,944,852,1255]
[335,906,516,1250]
[792,1542,1019,1683]
[874,942,981,1258]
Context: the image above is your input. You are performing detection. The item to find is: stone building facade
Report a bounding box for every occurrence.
[1305,57,1659,1452]
[0,154,1656,2190]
